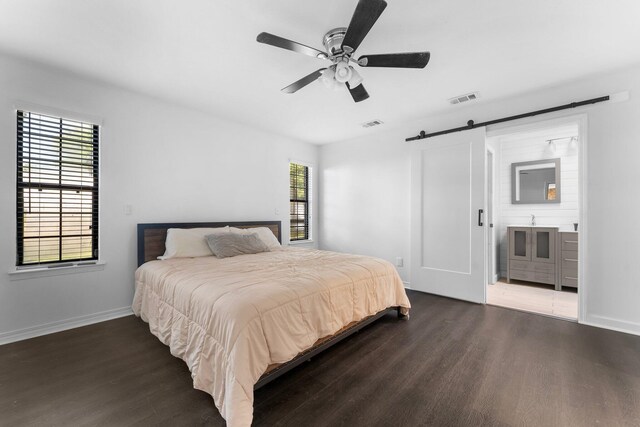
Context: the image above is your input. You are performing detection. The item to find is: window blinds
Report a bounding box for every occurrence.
[16,110,99,266]
[289,163,309,241]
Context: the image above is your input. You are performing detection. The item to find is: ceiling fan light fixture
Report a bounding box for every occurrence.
[257,0,431,102]
[320,67,336,88]
[334,61,353,83]
[347,66,363,88]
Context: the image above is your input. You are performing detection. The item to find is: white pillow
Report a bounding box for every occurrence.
[159,226,229,259]
[229,227,281,250]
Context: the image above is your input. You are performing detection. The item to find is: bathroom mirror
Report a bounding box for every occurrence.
[511,158,561,204]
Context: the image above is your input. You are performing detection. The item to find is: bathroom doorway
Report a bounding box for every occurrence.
[486,147,496,286]
[485,117,583,321]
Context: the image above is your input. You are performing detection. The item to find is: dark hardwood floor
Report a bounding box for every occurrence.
[1,290,639,426]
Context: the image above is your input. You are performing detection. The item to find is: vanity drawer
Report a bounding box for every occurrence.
[510,268,555,285]
[561,251,578,273]
[561,235,579,252]
[561,275,578,288]
[510,260,555,273]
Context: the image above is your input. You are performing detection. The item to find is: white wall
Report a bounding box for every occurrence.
[492,124,579,277]
[320,64,640,335]
[320,138,411,283]
[0,53,318,343]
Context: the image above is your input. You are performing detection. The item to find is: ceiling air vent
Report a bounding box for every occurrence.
[449,92,480,105]
[362,119,384,128]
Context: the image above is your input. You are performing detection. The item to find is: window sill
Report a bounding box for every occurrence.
[8,261,106,281]
[288,239,314,246]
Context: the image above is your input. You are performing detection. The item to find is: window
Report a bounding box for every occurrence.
[289,162,311,241]
[546,183,557,200]
[16,110,99,266]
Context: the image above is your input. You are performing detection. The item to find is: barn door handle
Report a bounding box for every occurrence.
[478,209,484,226]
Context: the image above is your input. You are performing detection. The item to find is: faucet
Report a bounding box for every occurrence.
[531,214,536,226]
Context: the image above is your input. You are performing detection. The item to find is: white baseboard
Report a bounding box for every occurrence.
[582,314,640,337]
[403,281,411,289]
[0,306,134,346]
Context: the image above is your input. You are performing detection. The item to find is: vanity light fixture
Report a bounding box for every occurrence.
[568,136,578,153]
[544,136,578,156]
[544,139,557,156]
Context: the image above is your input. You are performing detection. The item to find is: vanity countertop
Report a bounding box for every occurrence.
[507,225,577,232]
[508,225,559,228]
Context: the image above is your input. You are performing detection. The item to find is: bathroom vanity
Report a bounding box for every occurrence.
[507,226,578,290]
[507,226,557,287]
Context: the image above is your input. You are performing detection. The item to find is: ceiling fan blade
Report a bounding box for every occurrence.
[346,82,370,103]
[358,52,431,68]
[341,0,388,53]
[257,32,328,59]
[281,69,326,94]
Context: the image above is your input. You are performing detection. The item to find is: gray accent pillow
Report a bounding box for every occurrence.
[205,232,270,259]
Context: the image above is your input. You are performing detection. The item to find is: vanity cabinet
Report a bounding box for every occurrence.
[507,227,558,287]
[559,232,579,289]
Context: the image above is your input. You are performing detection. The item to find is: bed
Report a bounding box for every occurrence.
[132,221,411,426]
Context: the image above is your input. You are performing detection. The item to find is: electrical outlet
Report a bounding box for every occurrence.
[396,257,403,267]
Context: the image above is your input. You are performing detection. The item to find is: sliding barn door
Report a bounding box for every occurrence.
[410,128,486,303]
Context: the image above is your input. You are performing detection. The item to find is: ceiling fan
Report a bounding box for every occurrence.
[256,0,430,103]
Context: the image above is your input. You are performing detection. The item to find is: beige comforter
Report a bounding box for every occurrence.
[132,247,410,426]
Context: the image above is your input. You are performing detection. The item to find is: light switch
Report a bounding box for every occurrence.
[396,257,403,267]
[124,204,132,215]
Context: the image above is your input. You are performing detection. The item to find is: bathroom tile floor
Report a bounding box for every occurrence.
[487,279,578,320]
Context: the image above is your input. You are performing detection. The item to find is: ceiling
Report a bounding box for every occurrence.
[1,0,639,144]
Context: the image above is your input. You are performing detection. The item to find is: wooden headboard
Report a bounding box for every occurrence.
[137,221,281,267]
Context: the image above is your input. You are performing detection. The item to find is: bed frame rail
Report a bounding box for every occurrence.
[255,306,406,390]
